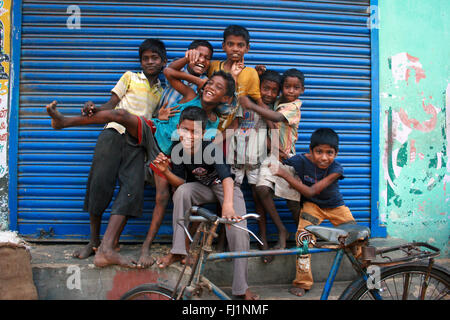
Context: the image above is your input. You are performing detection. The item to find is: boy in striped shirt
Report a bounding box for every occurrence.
[238,68,305,251]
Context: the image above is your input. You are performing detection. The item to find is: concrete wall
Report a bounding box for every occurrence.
[378,0,449,257]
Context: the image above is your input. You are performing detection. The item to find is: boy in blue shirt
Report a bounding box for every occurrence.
[268,128,357,297]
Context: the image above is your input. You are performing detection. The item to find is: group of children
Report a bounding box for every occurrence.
[46,25,358,299]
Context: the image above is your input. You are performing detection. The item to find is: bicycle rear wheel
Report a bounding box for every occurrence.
[340,262,450,300]
[120,283,177,300]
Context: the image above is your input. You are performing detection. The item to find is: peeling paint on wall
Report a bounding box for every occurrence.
[0,0,10,231]
[379,0,450,258]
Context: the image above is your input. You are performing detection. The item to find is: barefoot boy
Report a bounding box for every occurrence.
[138,40,214,268]
[239,68,305,250]
[70,38,166,267]
[268,128,357,297]
[152,106,259,300]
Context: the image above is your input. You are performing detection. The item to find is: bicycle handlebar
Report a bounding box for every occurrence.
[187,206,260,224]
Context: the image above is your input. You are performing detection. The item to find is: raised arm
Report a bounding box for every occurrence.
[238,95,286,123]
[163,50,207,104]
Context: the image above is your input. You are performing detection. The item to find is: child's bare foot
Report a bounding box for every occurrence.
[289,287,308,297]
[45,101,66,129]
[156,253,184,269]
[235,288,260,300]
[137,252,155,268]
[73,241,99,259]
[273,229,289,250]
[93,246,137,268]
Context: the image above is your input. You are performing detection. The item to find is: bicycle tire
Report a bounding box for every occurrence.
[120,283,178,300]
[339,262,450,300]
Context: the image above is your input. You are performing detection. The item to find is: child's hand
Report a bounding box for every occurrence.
[185,49,200,65]
[152,152,170,173]
[231,58,245,80]
[81,101,96,117]
[197,78,208,94]
[255,65,266,76]
[221,202,242,222]
[157,101,180,121]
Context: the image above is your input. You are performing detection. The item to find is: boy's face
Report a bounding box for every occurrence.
[201,75,230,105]
[177,119,204,153]
[187,46,212,76]
[222,35,249,62]
[310,144,337,169]
[282,76,304,103]
[141,49,166,77]
[260,79,280,106]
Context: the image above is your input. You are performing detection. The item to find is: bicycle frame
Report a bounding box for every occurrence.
[206,246,352,300]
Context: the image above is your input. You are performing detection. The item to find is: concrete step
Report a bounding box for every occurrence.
[29,239,449,300]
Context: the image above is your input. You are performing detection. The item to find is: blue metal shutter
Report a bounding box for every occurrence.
[17,0,372,241]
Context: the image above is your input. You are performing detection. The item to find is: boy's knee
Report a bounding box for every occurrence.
[112,108,129,122]
[155,189,170,206]
[173,184,192,201]
[255,185,273,198]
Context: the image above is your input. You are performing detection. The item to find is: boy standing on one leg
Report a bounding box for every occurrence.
[73,39,167,267]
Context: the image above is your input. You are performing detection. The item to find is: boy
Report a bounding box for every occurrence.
[268,128,357,297]
[227,69,282,262]
[153,107,259,300]
[208,25,266,131]
[46,67,236,267]
[72,38,167,267]
[239,68,305,250]
[138,40,214,268]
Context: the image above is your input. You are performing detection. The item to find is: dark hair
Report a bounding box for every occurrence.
[179,106,208,130]
[139,38,167,62]
[310,128,339,152]
[223,25,250,45]
[189,40,214,57]
[209,70,236,97]
[260,69,282,87]
[282,68,305,88]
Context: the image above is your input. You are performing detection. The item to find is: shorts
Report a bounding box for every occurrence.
[84,128,146,218]
[299,202,355,228]
[128,116,163,185]
[231,165,261,185]
[256,154,301,201]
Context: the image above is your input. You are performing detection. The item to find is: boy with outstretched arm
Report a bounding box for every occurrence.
[239,68,305,251]
[152,107,259,300]
[138,40,214,267]
[269,128,357,297]
[71,38,167,268]
[46,57,238,267]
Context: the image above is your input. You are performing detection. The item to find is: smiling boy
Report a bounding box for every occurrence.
[71,39,167,267]
[268,128,357,297]
[152,107,259,300]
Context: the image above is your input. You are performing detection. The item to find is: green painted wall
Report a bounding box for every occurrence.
[378,0,449,257]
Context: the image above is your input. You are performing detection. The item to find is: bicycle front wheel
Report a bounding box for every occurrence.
[340,262,450,300]
[120,283,177,300]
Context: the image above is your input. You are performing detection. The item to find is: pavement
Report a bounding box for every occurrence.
[27,238,450,300]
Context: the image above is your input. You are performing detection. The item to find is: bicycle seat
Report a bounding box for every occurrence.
[305,223,370,246]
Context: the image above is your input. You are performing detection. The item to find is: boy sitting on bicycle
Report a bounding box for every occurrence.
[152,106,259,300]
[268,128,357,297]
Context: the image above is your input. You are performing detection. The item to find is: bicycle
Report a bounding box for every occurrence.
[121,206,449,300]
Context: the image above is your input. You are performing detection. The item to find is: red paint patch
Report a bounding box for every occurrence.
[106,269,161,300]
[398,100,437,132]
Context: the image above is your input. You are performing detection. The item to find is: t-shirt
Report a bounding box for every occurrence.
[107,71,163,134]
[227,103,272,167]
[153,66,207,118]
[207,60,261,131]
[283,153,345,208]
[172,141,233,186]
[271,99,302,156]
[152,95,220,155]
